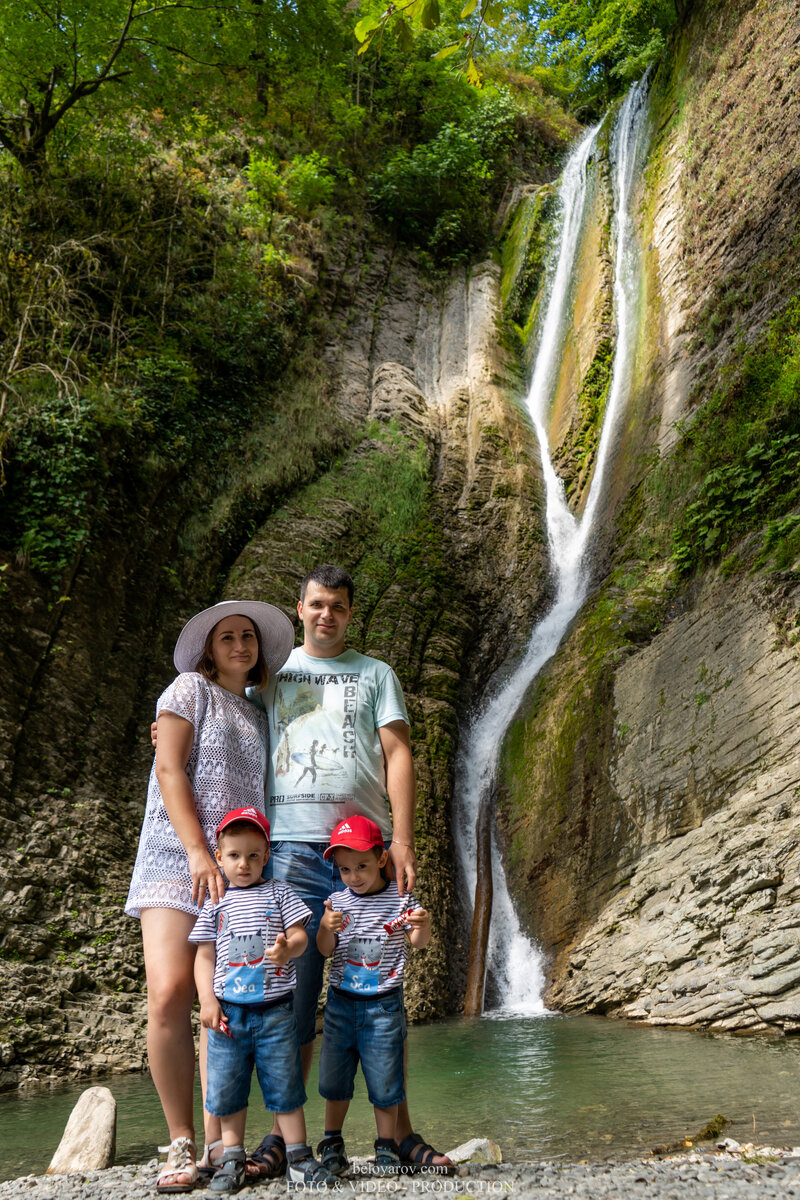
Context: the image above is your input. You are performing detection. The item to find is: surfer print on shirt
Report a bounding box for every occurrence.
[272,671,359,797]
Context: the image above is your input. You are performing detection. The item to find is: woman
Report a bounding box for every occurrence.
[125,600,294,1192]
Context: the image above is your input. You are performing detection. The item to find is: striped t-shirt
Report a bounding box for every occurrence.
[190,879,311,1004]
[327,881,417,996]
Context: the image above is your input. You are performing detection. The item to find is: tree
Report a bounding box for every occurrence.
[0,1,240,171]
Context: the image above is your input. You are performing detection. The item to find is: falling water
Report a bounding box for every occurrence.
[455,78,651,1013]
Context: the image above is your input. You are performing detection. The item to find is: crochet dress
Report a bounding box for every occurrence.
[125,672,268,919]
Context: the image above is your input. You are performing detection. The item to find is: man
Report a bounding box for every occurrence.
[250,563,453,1176]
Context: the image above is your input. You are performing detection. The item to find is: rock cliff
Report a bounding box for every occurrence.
[495,0,800,1033]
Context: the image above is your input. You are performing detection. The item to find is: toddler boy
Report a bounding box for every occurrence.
[316,815,431,1176]
[190,806,339,1190]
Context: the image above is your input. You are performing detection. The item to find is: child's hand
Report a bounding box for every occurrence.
[266,932,292,967]
[405,907,430,933]
[200,997,223,1031]
[320,898,343,935]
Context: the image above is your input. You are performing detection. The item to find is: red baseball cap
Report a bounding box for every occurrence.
[323,815,384,859]
[216,807,271,845]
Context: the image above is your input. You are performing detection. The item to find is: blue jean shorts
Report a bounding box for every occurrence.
[204,997,306,1117]
[318,986,406,1109]
[266,841,346,1046]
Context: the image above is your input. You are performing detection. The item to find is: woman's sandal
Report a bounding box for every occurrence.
[245,1133,287,1180]
[208,1147,249,1194]
[397,1133,456,1176]
[197,1140,224,1180]
[156,1137,200,1193]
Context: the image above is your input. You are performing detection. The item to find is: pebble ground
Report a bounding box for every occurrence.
[3,1154,800,1200]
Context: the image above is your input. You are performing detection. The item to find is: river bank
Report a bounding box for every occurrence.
[4,1151,800,1200]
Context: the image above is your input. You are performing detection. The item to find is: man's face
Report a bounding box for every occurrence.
[298,581,353,657]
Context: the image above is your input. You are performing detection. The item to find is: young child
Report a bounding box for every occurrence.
[316,815,432,1176]
[190,807,339,1190]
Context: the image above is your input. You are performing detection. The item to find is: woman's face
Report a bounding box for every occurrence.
[209,615,259,681]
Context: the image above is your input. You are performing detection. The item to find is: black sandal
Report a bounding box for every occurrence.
[397,1133,456,1176]
[246,1134,286,1180]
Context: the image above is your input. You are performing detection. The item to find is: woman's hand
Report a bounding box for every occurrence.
[187,846,226,908]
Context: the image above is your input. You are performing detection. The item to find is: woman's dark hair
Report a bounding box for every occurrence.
[194,616,269,691]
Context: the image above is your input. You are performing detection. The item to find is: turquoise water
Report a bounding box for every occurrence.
[3,1013,800,1181]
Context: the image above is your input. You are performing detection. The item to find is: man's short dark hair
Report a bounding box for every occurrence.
[300,564,354,605]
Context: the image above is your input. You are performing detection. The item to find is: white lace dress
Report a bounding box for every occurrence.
[125,672,268,919]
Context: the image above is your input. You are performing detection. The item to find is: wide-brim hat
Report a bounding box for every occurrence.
[173,600,295,678]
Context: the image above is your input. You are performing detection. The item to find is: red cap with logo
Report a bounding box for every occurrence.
[323,815,384,859]
[216,807,271,845]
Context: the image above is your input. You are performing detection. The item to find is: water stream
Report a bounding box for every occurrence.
[456,78,651,1010]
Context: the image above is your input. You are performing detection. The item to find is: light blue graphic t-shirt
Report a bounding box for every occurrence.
[250,647,407,841]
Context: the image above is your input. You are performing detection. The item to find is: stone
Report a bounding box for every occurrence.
[446,1138,503,1165]
[47,1087,116,1174]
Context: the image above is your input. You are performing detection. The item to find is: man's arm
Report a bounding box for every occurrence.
[378,718,417,896]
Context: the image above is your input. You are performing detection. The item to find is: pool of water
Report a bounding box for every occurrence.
[3,1013,799,1181]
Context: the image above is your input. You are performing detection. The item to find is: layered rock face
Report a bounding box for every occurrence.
[496,0,800,1033]
[551,575,800,1030]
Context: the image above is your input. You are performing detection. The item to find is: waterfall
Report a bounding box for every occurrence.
[455,78,651,1014]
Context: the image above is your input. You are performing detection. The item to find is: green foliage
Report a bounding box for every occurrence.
[0,138,303,582]
[369,88,517,258]
[0,0,248,169]
[670,298,800,575]
[509,0,681,109]
[285,153,335,214]
[3,396,103,575]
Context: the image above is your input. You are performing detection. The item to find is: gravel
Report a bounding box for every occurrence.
[4,1152,800,1200]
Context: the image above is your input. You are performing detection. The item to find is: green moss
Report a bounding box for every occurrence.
[501,184,557,338]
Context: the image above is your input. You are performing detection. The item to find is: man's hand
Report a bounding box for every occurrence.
[150,720,158,750]
[388,840,417,897]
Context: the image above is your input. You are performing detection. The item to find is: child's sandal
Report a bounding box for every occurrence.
[372,1138,401,1176]
[317,1135,349,1176]
[208,1147,248,1194]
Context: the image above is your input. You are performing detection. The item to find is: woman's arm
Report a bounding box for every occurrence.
[155,711,225,907]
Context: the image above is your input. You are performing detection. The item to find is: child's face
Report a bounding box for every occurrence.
[215,828,270,887]
[334,846,388,895]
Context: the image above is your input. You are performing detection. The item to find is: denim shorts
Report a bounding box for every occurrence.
[318,986,406,1109]
[204,997,306,1117]
[266,841,346,1046]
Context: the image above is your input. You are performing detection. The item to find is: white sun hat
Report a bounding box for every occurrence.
[173,600,295,678]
